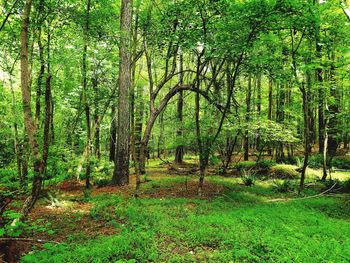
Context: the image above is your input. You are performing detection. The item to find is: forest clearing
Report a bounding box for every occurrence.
[1,0,350,262]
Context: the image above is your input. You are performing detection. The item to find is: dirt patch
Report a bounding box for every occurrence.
[142,180,228,199]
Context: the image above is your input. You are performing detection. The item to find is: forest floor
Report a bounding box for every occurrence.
[3,161,350,262]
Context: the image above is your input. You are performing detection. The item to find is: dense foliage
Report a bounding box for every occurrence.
[0,0,350,261]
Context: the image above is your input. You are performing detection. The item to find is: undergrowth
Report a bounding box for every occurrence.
[22,173,350,263]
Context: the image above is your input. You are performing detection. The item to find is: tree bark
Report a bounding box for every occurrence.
[299,84,311,193]
[256,72,262,150]
[20,0,44,219]
[244,74,252,161]
[267,77,273,156]
[92,76,101,159]
[195,54,206,196]
[82,0,92,188]
[109,105,117,161]
[34,0,46,128]
[112,0,133,186]
[327,53,339,159]
[175,53,184,164]
[9,73,23,188]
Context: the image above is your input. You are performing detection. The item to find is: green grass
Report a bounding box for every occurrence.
[22,173,350,263]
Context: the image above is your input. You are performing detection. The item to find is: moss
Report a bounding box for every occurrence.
[269,164,299,179]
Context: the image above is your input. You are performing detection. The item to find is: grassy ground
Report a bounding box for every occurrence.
[16,164,350,263]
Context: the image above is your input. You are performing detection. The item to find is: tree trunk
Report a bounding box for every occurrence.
[82,0,91,188]
[195,54,205,196]
[256,72,262,150]
[34,0,46,129]
[109,105,117,162]
[130,6,139,165]
[175,53,184,163]
[134,84,144,195]
[42,74,52,168]
[20,0,44,219]
[112,0,133,186]
[276,82,285,161]
[92,77,101,159]
[267,77,273,156]
[327,53,339,159]
[10,75,23,188]
[244,74,252,161]
[299,85,310,193]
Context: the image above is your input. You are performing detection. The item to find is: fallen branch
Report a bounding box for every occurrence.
[266,183,338,203]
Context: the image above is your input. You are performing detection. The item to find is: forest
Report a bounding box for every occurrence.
[0,0,350,262]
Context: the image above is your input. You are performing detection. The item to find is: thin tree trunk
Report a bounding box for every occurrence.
[157,112,165,158]
[256,72,262,150]
[175,53,184,164]
[299,85,310,193]
[134,84,144,195]
[195,54,205,196]
[244,74,252,161]
[92,77,101,159]
[42,74,52,168]
[81,0,91,187]
[34,0,46,128]
[322,118,328,180]
[109,105,117,161]
[276,82,285,161]
[130,6,139,165]
[268,77,273,156]
[9,74,23,188]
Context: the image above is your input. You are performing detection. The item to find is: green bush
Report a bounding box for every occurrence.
[341,179,350,193]
[241,170,256,186]
[273,180,295,193]
[308,154,350,170]
[332,156,350,170]
[308,154,324,169]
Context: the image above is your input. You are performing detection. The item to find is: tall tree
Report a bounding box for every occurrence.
[112,0,133,186]
[19,0,44,218]
[175,52,184,164]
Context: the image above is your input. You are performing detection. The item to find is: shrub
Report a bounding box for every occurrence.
[332,156,350,170]
[241,170,256,186]
[308,154,324,169]
[273,180,295,193]
[341,179,350,193]
[308,154,350,170]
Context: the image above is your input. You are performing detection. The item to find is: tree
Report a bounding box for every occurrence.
[112,0,133,186]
